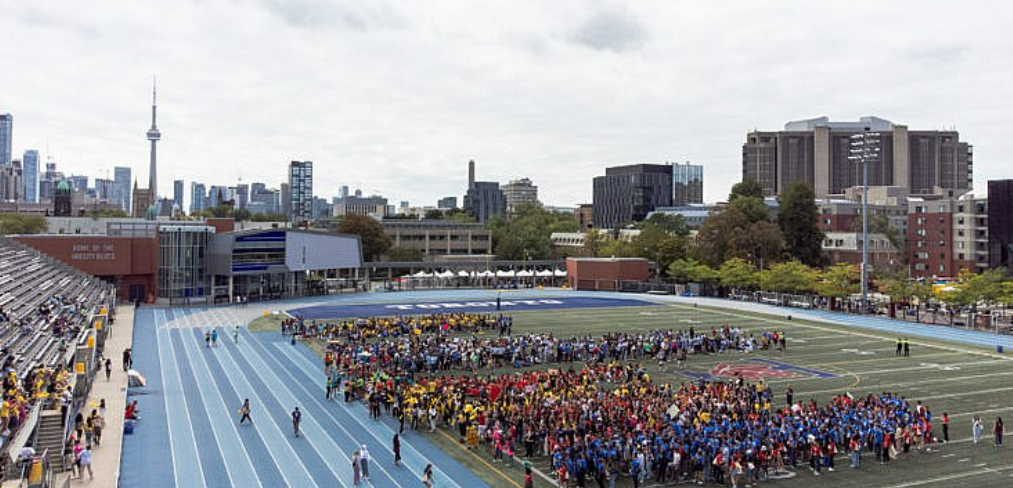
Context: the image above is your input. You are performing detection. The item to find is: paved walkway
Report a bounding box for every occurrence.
[71,304,135,487]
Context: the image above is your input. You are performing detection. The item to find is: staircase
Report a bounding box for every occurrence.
[33,410,68,474]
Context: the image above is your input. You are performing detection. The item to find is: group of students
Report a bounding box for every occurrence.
[305,312,938,488]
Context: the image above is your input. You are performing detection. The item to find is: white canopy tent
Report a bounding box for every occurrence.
[553,269,567,277]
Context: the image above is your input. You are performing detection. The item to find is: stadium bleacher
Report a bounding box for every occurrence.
[0,236,112,462]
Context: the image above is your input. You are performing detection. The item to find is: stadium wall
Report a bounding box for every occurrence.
[566,257,650,291]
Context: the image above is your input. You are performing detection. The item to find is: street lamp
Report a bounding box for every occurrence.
[849,129,880,313]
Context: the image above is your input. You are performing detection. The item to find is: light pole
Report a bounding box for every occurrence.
[850,129,880,313]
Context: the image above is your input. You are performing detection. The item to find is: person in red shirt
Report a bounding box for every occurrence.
[809,441,822,475]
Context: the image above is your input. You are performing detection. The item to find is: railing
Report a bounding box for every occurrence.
[5,402,42,462]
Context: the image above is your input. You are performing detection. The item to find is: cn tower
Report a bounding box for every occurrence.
[146,80,161,201]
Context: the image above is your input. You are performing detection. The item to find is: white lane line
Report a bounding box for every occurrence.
[226,329,360,488]
[763,358,1001,385]
[208,326,319,488]
[177,323,262,487]
[156,309,207,488]
[270,340,470,488]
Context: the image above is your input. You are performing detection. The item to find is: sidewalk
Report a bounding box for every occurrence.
[71,304,135,487]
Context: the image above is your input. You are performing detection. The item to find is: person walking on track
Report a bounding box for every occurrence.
[292,406,302,437]
[393,434,402,466]
[239,399,252,425]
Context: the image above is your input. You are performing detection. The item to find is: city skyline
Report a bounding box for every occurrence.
[2,2,1011,207]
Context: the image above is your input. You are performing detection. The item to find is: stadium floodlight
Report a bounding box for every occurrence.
[849,130,881,313]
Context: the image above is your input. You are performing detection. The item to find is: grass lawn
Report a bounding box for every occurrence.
[292,300,1013,488]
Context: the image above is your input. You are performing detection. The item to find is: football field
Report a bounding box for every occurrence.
[476,300,1013,488]
[118,290,1013,488]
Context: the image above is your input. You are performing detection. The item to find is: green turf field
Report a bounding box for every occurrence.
[294,300,1013,487]
[444,302,1013,488]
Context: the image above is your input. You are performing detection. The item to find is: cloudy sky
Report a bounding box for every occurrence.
[2,1,1011,208]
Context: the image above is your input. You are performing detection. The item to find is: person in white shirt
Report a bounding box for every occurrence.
[359,445,370,480]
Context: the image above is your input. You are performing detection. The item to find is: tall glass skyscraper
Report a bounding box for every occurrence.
[114,166,132,213]
[0,114,12,167]
[173,179,184,211]
[22,149,38,202]
[671,162,704,206]
[190,182,206,214]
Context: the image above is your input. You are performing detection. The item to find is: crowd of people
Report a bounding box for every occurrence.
[295,311,942,487]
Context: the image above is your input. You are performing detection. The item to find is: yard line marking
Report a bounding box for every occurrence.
[794,369,1013,398]
[916,385,1013,401]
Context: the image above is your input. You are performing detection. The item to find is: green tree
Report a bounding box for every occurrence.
[85,208,130,218]
[445,208,476,223]
[582,229,608,257]
[718,257,759,290]
[386,246,424,262]
[639,213,689,236]
[759,260,817,294]
[424,209,444,220]
[728,179,769,223]
[337,214,391,262]
[667,259,718,284]
[488,205,579,260]
[0,213,48,235]
[778,181,825,267]
[250,212,289,222]
[816,263,860,308]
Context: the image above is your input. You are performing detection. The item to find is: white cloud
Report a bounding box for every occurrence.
[1,0,1010,208]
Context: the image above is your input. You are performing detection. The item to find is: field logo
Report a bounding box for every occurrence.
[680,358,836,381]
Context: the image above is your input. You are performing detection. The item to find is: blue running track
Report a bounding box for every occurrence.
[120,306,491,488]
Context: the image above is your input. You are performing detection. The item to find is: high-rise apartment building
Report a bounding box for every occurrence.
[502,178,540,213]
[743,116,972,197]
[288,161,313,221]
[989,180,1013,272]
[22,150,38,203]
[70,175,88,192]
[462,160,506,223]
[671,162,704,206]
[173,179,184,211]
[94,178,114,203]
[114,166,132,213]
[190,182,207,214]
[0,161,22,202]
[907,188,987,278]
[592,164,673,229]
[0,114,12,167]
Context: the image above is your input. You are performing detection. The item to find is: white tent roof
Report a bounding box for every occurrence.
[536,269,554,277]
[479,270,495,277]
[413,271,433,278]
[457,270,471,277]
[553,269,567,277]
[516,269,534,277]
[496,269,516,278]
[438,270,456,278]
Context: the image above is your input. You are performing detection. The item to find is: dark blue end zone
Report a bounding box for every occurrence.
[287,296,655,320]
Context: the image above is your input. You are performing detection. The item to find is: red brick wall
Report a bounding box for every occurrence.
[566,258,649,290]
[908,212,953,278]
[14,235,158,299]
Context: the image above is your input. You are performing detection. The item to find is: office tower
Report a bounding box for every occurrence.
[671,162,704,206]
[340,185,349,198]
[743,116,973,197]
[288,161,313,221]
[173,179,184,211]
[0,161,21,201]
[0,114,11,167]
[22,150,38,202]
[280,183,292,217]
[437,196,457,209]
[236,183,249,210]
[70,175,88,192]
[112,166,132,213]
[592,164,673,230]
[462,160,505,223]
[94,178,115,202]
[502,178,540,213]
[190,182,206,214]
[990,180,1013,271]
[146,82,161,201]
